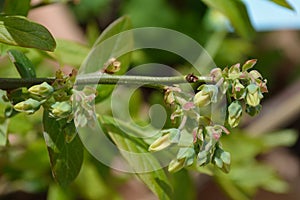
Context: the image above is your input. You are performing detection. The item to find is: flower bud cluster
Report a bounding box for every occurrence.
[9,70,78,122]
[72,86,97,128]
[150,60,267,174]
[153,84,231,172]
[12,82,53,114]
[220,59,268,127]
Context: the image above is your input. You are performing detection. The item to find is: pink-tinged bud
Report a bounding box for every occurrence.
[210,68,223,82]
[242,59,257,72]
[232,80,245,99]
[182,102,195,110]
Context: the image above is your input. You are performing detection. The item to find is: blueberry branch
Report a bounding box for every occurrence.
[0,73,213,90]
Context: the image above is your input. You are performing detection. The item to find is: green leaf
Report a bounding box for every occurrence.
[261,129,298,148]
[3,0,31,16]
[171,170,196,200]
[47,184,72,200]
[51,39,90,68]
[0,117,8,146]
[0,15,56,51]
[74,159,120,200]
[201,0,255,39]
[8,49,36,78]
[85,16,132,103]
[43,111,83,186]
[268,0,294,10]
[214,170,252,200]
[99,115,173,200]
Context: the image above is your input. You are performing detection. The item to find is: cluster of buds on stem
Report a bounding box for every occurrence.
[149,60,267,173]
[12,82,53,114]
[211,59,268,128]
[7,70,78,121]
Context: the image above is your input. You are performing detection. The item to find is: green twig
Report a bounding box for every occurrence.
[0,74,213,91]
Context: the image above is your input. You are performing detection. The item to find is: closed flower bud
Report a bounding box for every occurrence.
[168,158,185,173]
[246,84,263,107]
[104,57,121,74]
[165,91,176,105]
[148,134,171,152]
[227,101,243,128]
[249,70,262,80]
[210,68,223,82]
[50,101,72,119]
[228,63,241,79]
[13,98,41,114]
[213,148,231,173]
[194,85,218,107]
[194,90,210,107]
[246,104,262,116]
[28,82,53,98]
[232,80,245,99]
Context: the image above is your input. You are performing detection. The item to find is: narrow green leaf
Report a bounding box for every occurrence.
[0,117,8,146]
[3,0,31,16]
[99,115,173,200]
[201,0,255,39]
[0,15,56,51]
[268,0,294,10]
[8,49,36,78]
[43,111,83,186]
[84,16,132,103]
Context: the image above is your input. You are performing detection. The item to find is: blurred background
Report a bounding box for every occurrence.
[0,0,300,199]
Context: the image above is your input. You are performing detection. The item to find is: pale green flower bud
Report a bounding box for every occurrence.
[194,85,218,107]
[246,104,261,117]
[232,79,245,100]
[168,158,185,173]
[28,82,53,98]
[246,84,263,107]
[148,134,171,152]
[210,68,223,82]
[213,148,231,173]
[249,70,262,80]
[197,151,209,166]
[165,90,176,105]
[228,63,241,79]
[194,90,211,107]
[13,98,41,114]
[227,101,243,128]
[50,101,72,119]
